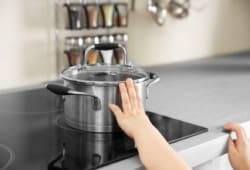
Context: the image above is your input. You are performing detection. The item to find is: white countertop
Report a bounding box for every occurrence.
[98,52,250,169]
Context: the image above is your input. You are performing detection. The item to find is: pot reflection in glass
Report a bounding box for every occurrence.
[57,119,136,170]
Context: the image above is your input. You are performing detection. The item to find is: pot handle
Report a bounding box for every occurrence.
[82,43,129,66]
[46,84,102,110]
[146,72,160,98]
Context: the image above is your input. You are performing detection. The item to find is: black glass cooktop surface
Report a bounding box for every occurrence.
[0,88,208,170]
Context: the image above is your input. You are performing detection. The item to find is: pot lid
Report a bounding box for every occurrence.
[61,43,151,86]
[60,64,149,86]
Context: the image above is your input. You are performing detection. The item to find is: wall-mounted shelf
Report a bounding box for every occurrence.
[54,0,130,73]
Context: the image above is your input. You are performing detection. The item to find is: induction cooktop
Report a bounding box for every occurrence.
[48,111,208,170]
[0,88,208,170]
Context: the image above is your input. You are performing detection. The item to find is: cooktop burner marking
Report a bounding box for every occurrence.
[0,144,15,169]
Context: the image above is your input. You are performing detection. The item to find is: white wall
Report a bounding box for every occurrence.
[0,0,249,89]
[0,0,56,90]
[127,0,250,66]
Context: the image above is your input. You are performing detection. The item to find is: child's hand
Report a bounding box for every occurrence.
[110,78,191,170]
[224,122,250,170]
[109,78,152,139]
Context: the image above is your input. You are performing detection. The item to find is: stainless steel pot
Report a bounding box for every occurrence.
[47,43,160,133]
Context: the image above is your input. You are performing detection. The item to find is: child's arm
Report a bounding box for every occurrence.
[224,123,250,170]
[109,78,191,170]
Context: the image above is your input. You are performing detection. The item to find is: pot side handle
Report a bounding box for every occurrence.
[146,72,160,99]
[46,83,102,111]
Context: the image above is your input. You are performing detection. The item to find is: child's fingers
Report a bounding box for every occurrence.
[109,104,122,119]
[242,127,247,139]
[135,84,144,111]
[125,78,138,109]
[119,83,131,113]
[224,123,246,145]
[228,136,237,154]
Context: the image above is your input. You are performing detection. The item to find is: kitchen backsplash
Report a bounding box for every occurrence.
[0,0,250,89]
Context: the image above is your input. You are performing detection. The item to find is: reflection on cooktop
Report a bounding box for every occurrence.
[48,111,208,170]
[49,117,136,170]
